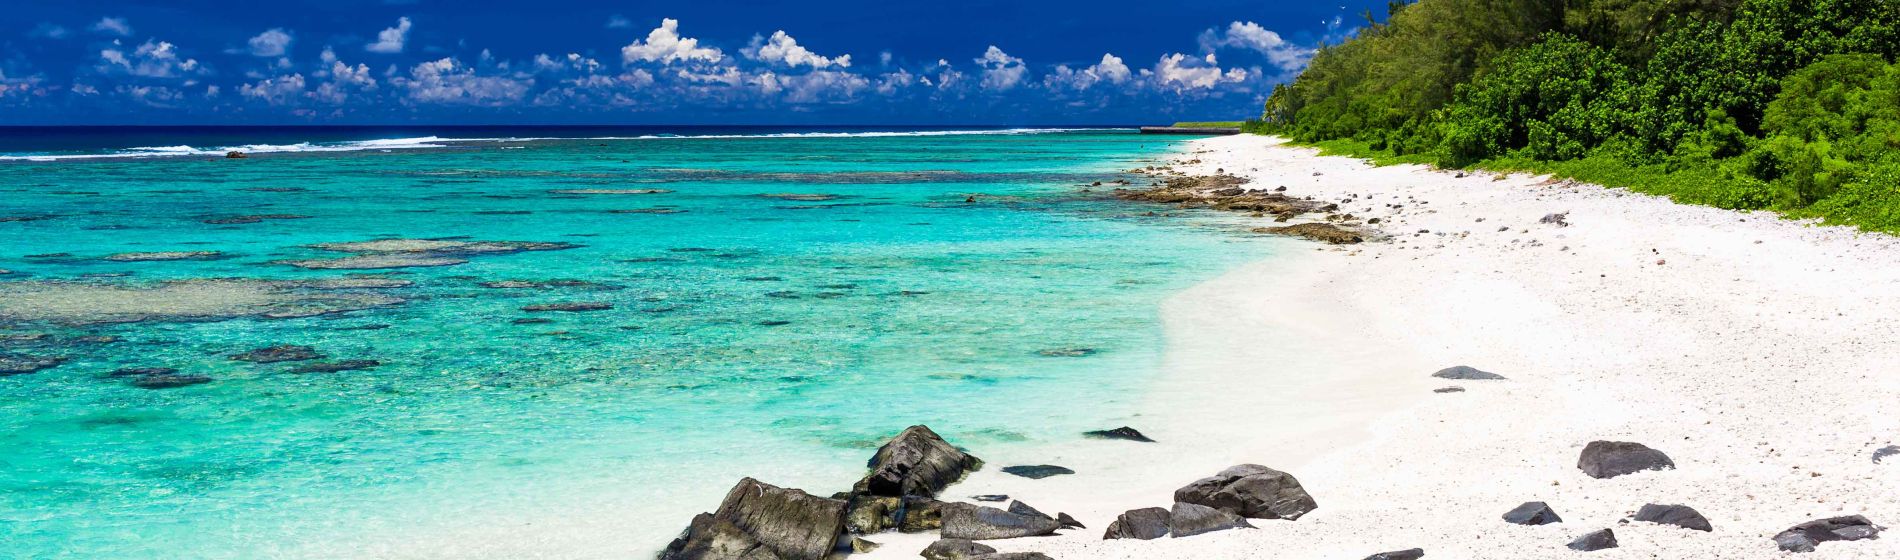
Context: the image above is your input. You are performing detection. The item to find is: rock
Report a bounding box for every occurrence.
[131,374,213,389]
[109,367,178,377]
[0,354,66,375]
[521,302,614,312]
[1577,441,1675,479]
[1174,464,1318,520]
[1035,348,1096,357]
[849,537,879,553]
[1103,507,1171,540]
[1001,465,1074,479]
[1773,515,1882,552]
[1434,387,1465,393]
[1056,512,1084,529]
[229,345,323,363]
[899,497,946,533]
[1083,426,1154,442]
[1541,212,1571,227]
[921,539,996,560]
[512,318,555,325]
[1254,223,1363,244]
[660,477,846,560]
[1873,445,1898,464]
[842,495,902,534]
[1502,501,1562,525]
[1567,529,1618,552]
[1168,502,1252,538]
[974,554,1053,560]
[1431,366,1504,380]
[972,495,1010,503]
[1006,501,1053,521]
[939,503,1061,540]
[225,151,248,159]
[288,359,381,374]
[1363,549,1425,560]
[1632,504,1711,532]
[854,425,982,498]
[548,188,674,195]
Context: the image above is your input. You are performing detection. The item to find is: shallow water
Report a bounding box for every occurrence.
[0,129,1271,558]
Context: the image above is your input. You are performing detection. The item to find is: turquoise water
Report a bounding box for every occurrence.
[0,130,1270,558]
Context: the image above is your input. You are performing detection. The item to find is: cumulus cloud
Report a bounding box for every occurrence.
[310,59,378,104]
[1044,53,1130,91]
[98,40,203,79]
[366,17,412,54]
[395,57,532,105]
[974,46,1025,91]
[1152,52,1249,90]
[747,31,850,69]
[875,69,915,96]
[773,70,869,103]
[240,73,306,104]
[1200,21,1315,72]
[621,18,722,65]
[246,28,293,57]
[91,17,132,37]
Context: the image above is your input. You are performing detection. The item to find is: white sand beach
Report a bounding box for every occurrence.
[858,134,1900,559]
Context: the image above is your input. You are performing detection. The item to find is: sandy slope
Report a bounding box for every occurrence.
[858,134,1900,559]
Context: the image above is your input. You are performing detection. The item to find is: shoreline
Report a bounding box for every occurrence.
[846,134,1900,559]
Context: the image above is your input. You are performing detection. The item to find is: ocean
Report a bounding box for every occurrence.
[0,127,1272,558]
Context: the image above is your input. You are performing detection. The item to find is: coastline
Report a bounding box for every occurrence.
[854,134,1900,559]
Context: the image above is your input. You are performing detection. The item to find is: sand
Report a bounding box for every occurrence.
[855,135,1900,559]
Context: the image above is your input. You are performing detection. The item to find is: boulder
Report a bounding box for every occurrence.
[940,503,1061,540]
[842,495,902,534]
[661,478,845,560]
[1006,501,1053,522]
[854,425,982,498]
[1001,465,1074,479]
[225,151,248,159]
[230,345,323,363]
[1431,366,1504,380]
[1168,502,1252,538]
[1632,504,1711,532]
[921,539,996,560]
[1567,529,1618,552]
[1056,512,1085,529]
[848,538,879,553]
[1173,464,1317,520]
[1874,445,1898,464]
[1773,515,1882,552]
[1502,502,1562,525]
[1102,507,1171,540]
[1362,549,1425,560]
[1577,441,1674,479]
[1083,427,1154,442]
[899,497,946,533]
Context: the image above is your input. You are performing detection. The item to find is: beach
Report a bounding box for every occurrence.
[851,134,1900,559]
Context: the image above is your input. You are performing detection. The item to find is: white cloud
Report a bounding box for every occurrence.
[1153,52,1249,89]
[98,40,203,79]
[875,69,914,95]
[1044,53,1130,91]
[366,17,412,54]
[674,65,745,86]
[247,28,293,57]
[91,17,132,37]
[240,73,307,104]
[747,31,850,69]
[1201,21,1315,72]
[118,84,182,107]
[606,15,632,29]
[396,57,532,106]
[774,70,869,103]
[309,58,379,104]
[621,18,722,64]
[974,46,1025,91]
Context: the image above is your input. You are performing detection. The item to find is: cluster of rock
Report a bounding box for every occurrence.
[1110,172,1370,245]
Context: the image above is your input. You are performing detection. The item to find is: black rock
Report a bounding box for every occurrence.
[659,477,846,560]
[854,425,983,498]
[972,495,1010,502]
[1577,441,1675,479]
[1632,504,1712,532]
[843,495,902,534]
[1006,500,1053,521]
[131,374,213,389]
[230,345,324,363]
[1773,515,1882,552]
[1056,512,1085,529]
[289,359,382,374]
[1874,445,1899,464]
[921,538,997,560]
[1168,502,1253,538]
[109,367,178,378]
[1174,464,1318,520]
[1567,529,1618,552]
[0,354,66,375]
[1433,387,1465,393]
[849,537,879,553]
[1502,501,1562,525]
[1083,426,1155,442]
[511,318,555,325]
[1363,549,1425,560]
[900,497,947,533]
[1002,465,1075,479]
[1431,365,1505,380]
[940,503,1061,540]
[1103,507,1171,540]
[1541,212,1571,227]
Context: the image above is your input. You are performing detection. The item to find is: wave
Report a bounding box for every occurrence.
[0,128,1124,162]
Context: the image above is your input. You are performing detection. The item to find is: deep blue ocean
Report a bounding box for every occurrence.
[0,126,1273,558]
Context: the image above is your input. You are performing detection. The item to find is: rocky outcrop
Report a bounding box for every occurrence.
[1431,366,1505,380]
[1083,426,1154,442]
[1168,502,1252,537]
[940,503,1062,540]
[1502,501,1562,525]
[660,478,845,560]
[1103,507,1171,540]
[1577,441,1674,479]
[922,539,996,560]
[1773,515,1882,552]
[0,353,65,375]
[899,497,948,533]
[1567,529,1618,552]
[1253,223,1364,244]
[1632,504,1711,532]
[854,425,982,499]
[1173,464,1317,520]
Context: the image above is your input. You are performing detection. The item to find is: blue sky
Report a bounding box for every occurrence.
[0,1,1385,125]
